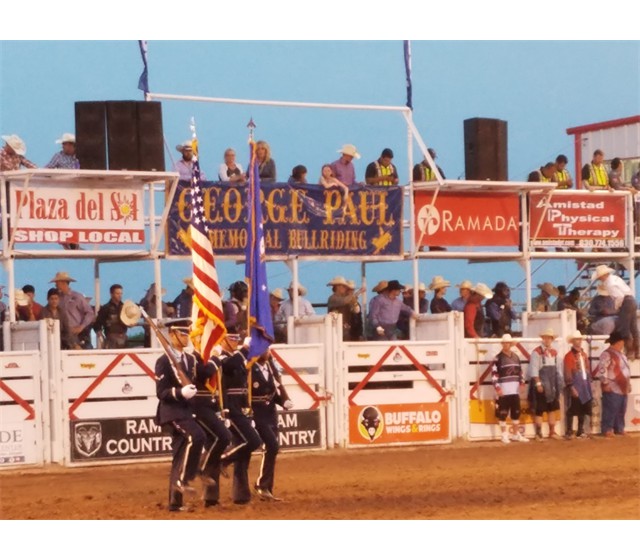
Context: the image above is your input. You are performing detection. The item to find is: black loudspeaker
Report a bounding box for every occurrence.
[137,101,165,171]
[75,102,107,170]
[463,118,508,181]
[106,101,139,171]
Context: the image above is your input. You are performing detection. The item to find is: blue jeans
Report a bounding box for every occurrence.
[601,392,628,434]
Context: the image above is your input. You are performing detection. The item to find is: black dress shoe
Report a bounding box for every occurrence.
[204,499,219,508]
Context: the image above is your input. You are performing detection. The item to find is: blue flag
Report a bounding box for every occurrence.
[244,139,274,361]
[137,40,149,95]
[403,40,412,111]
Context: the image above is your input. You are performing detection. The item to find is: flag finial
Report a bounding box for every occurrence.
[247,117,256,140]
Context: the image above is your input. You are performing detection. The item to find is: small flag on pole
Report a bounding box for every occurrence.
[244,137,274,362]
[403,40,412,111]
[138,40,149,95]
[188,121,226,361]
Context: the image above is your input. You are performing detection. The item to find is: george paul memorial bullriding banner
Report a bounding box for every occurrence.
[167,181,403,257]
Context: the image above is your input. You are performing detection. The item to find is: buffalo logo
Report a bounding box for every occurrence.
[74,422,102,458]
[358,406,384,442]
[417,204,440,236]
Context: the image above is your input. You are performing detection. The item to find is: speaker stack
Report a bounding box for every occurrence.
[463,117,508,181]
[75,101,165,171]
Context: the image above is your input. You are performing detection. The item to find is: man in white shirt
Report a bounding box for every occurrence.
[275,282,315,324]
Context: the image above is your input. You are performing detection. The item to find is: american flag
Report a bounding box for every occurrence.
[188,136,226,361]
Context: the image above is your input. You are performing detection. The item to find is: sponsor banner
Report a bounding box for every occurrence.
[349,402,449,445]
[0,423,32,465]
[167,181,402,257]
[528,192,626,249]
[10,184,145,245]
[414,191,520,247]
[277,410,322,450]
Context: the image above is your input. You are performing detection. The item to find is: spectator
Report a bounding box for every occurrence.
[327,276,365,341]
[365,148,399,187]
[608,157,627,190]
[485,281,516,337]
[253,140,276,183]
[368,280,415,341]
[631,164,640,189]
[491,334,529,444]
[531,282,558,312]
[40,287,78,349]
[288,165,308,186]
[139,282,175,347]
[51,271,95,349]
[551,285,566,311]
[557,287,588,333]
[0,134,37,171]
[464,283,493,338]
[563,330,593,439]
[223,281,248,333]
[276,283,315,325]
[346,280,364,341]
[93,284,131,349]
[528,328,564,440]
[173,140,206,182]
[45,133,80,169]
[588,285,617,336]
[428,276,452,314]
[412,148,445,182]
[552,154,573,189]
[527,162,555,183]
[451,280,473,312]
[582,149,611,191]
[17,284,43,321]
[366,280,388,338]
[330,144,360,187]
[218,148,246,184]
[594,331,631,437]
[269,288,287,344]
[172,277,194,319]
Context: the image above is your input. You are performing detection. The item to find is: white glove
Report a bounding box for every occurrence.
[181,384,197,400]
[242,336,252,347]
[283,399,294,410]
[376,326,385,335]
[212,344,223,356]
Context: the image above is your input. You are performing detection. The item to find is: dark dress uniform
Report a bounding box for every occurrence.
[155,351,206,511]
[217,347,262,504]
[251,356,285,497]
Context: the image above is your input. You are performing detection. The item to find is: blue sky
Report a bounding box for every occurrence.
[1,38,638,310]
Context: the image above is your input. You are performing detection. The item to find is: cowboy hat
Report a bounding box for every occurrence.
[404,282,428,293]
[270,288,285,300]
[55,133,76,144]
[50,271,76,283]
[539,327,557,339]
[182,277,194,289]
[536,282,559,297]
[346,280,356,290]
[591,265,615,281]
[337,144,360,159]
[372,280,388,294]
[500,333,517,344]
[2,134,27,156]
[175,140,193,152]
[287,282,307,296]
[385,280,405,291]
[566,330,586,343]
[120,300,142,327]
[327,276,350,287]
[456,280,473,290]
[14,289,29,307]
[472,283,493,299]
[428,276,450,291]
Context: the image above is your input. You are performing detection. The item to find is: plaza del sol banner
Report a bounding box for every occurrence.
[167,181,403,257]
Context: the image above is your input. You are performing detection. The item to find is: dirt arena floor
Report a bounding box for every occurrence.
[1,435,638,521]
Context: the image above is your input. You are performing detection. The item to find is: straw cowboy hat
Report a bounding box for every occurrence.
[2,134,27,156]
[472,282,493,299]
[591,265,615,282]
[566,330,586,343]
[456,280,473,290]
[539,327,557,339]
[346,280,356,290]
[55,133,76,144]
[501,333,517,344]
[327,276,350,287]
[536,282,559,296]
[175,140,193,152]
[183,277,194,290]
[120,300,142,327]
[270,288,285,300]
[405,282,428,293]
[337,144,361,159]
[428,276,450,291]
[14,289,29,307]
[50,271,76,283]
[287,282,307,296]
[372,280,388,294]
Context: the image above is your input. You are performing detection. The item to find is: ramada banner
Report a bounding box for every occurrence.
[413,191,520,247]
[10,184,145,245]
[167,181,403,257]
[529,192,627,249]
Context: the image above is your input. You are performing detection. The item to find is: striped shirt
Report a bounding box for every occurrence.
[491,351,523,396]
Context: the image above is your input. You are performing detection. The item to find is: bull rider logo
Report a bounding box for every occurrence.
[357,406,384,442]
[74,422,102,458]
